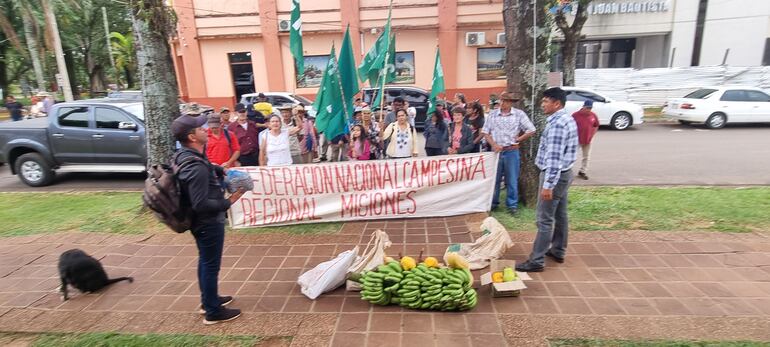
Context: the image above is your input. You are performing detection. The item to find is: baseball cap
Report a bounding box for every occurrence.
[234,103,247,112]
[172,114,208,139]
[219,106,230,113]
[207,113,222,127]
[181,103,202,115]
[583,100,594,108]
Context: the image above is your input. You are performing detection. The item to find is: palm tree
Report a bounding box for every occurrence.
[110,31,135,88]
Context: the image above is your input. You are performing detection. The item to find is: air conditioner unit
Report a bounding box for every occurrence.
[465,32,485,46]
[278,19,291,32]
[496,32,506,45]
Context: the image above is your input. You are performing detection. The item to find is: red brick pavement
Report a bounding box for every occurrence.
[0,215,769,346]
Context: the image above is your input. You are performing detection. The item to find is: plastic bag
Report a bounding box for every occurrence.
[224,169,254,193]
[443,217,513,270]
[346,230,391,291]
[297,248,358,300]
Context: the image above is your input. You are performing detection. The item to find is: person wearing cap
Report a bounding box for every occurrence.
[206,114,240,168]
[435,101,451,123]
[352,107,364,125]
[253,93,274,120]
[516,87,578,273]
[218,107,232,128]
[227,103,261,166]
[481,91,536,216]
[295,105,318,164]
[279,104,303,164]
[571,100,599,180]
[172,113,245,324]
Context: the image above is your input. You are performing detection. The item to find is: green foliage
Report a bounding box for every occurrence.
[0,192,342,236]
[550,339,770,347]
[8,332,264,347]
[492,187,770,232]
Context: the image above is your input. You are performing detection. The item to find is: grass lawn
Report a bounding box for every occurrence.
[0,187,768,237]
[491,187,770,233]
[0,332,273,347]
[644,107,664,120]
[550,338,770,347]
[0,192,341,237]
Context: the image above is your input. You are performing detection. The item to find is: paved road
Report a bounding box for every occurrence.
[1,122,768,191]
[573,122,770,186]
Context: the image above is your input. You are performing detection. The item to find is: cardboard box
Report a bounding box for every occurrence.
[479,260,531,297]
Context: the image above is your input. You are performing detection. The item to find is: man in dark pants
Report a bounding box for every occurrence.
[516,87,578,273]
[172,112,245,324]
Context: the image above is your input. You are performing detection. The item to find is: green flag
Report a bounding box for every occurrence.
[290,0,304,79]
[369,34,397,110]
[427,47,445,114]
[357,5,393,84]
[338,25,359,119]
[313,46,347,141]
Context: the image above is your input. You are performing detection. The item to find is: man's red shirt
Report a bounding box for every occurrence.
[206,128,240,165]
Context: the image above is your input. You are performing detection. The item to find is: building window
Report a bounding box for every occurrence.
[297,55,330,88]
[551,38,636,70]
[229,52,254,100]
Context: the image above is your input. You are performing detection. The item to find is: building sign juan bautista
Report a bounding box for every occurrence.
[586,1,669,15]
[228,153,499,227]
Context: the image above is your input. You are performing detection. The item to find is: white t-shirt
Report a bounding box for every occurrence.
[260,130,293,166]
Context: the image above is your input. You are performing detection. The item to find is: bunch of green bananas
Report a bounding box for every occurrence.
[356,261,478,311]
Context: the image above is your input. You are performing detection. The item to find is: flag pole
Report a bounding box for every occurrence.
[377,0,393,124]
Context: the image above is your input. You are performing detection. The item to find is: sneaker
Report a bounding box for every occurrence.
[578,171,589,180]
[515,260,544,272]
[203,307,241,325]
[545,251,565,264]
[508,208,519,217]
[198,295,234,314]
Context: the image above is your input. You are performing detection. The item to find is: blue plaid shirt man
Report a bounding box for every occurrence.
[536,108,578,190]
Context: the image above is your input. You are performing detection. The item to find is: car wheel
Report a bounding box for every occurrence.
[610,112,632,130]
[14,153,54,187]
[705,113,727,129]
[678,120,692,125]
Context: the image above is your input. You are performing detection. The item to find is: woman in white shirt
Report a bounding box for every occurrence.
[259,115,301,167]
[381,109,418,159]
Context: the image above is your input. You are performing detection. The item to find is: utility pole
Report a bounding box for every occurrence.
[42,0,74,101]
[102,6,119,90]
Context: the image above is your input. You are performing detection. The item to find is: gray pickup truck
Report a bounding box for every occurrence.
[0,99,147,186]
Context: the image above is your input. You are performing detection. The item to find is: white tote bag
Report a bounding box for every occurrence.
[443,217,514,270]
[345,230,391,291]
[297,248,358,300]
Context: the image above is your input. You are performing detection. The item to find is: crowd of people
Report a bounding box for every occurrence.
[187,90,599,216]
[3,93,55,121]
[170,86,589,323]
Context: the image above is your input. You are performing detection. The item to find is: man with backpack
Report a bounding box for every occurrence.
[171,112,245,325]
[205,113,240,168]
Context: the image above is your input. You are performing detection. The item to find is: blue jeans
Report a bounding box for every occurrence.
[192,223,225,316]
[529,170,574,266]
[491,149,520,209]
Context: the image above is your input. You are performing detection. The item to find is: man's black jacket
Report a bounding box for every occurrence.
[175,147,231,231]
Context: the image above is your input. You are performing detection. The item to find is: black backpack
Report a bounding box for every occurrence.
[142,152,201,233]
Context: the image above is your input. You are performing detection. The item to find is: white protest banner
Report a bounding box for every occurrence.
[229,152,498,227]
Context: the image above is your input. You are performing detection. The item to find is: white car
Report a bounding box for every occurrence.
[239,92,316,117]
[562,87,644,130]
[663,87,770,129]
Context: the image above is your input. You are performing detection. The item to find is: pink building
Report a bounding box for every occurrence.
[170,0,508,110]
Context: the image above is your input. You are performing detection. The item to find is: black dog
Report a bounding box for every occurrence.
[58,249,133,300]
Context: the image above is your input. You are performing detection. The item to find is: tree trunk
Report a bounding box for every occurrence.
[89,64,106,95]
[503,0,552,207]
[21,9,46,91]
[130,0,180,166]
[561,34,577,86]
[554,1,590,87]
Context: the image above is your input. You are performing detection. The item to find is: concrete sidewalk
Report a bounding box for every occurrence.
[0,215,769,346]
